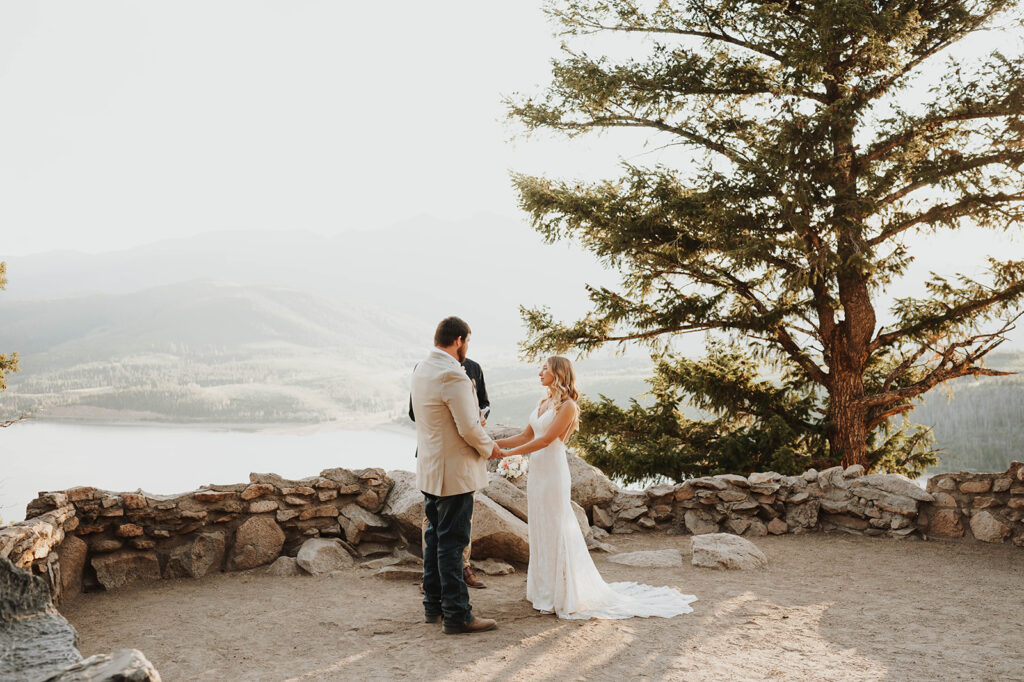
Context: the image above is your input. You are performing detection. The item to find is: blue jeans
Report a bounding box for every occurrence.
[422,491,474,626]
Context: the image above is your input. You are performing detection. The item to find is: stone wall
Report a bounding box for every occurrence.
[7,458,1023,609]
[920,462,1024,545]
[4,467,396,604]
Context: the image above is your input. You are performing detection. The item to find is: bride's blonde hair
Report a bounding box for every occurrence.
[544,355,580,438]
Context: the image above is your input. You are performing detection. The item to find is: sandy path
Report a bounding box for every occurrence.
[60,533,1023,681]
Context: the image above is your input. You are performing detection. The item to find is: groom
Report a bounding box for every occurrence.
[410,316,501,634]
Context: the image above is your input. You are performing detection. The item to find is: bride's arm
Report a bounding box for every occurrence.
[499,403,576,457]
[496,424,534,449]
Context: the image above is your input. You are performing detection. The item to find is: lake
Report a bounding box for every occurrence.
[0,422,417,523]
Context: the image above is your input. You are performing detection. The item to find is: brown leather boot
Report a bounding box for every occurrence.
[443,615,497,635]
[463,565,486,589]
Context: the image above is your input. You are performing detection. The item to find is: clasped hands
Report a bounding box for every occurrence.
[489,442,511,460]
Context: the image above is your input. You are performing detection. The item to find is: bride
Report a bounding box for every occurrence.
[493,356,697,620]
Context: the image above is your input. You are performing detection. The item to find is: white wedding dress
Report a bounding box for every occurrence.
[525,405,697,619]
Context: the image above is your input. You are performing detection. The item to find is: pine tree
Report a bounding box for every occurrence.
[509,0,1024,476]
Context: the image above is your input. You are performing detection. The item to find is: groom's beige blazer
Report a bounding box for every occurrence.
[412,348,495,496]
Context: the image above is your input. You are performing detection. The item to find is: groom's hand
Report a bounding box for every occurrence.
[489,442,502,460]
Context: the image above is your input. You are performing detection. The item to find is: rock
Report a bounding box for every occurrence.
[785,500,820,529]
[992,477,1012,493]
[690,477,729,490]
[767,518,788,535]
[482,474,529,522]
[374,566,423,581]
[674,483,696,501]
[471,558,516,575]
[91,550,161,590]
[566,450,618,511]
[717,490,749,502]
[960,480,992,494]
[240,483,276,501]
[843,464,865,478]
[248,500,279,513]
[55,536,88,603]
[607,549,683,568]
[927,509,965,537]
[298,505,340,521]
[972,496,1000,509]
[821,513,869,531]
[356,543,393,558]
[194,490,237,503]
[802,469,819,482]
[91,539,123,553]
[931,492,958,508]
[744,519,768,537]
[715,474,749,488]
[969,511,1011,543]
[1008,498,1024,511]
[296,538,355,574]
[338,504,390,546]
[636,517,657,529]
[0,556,83,680]
[264,556,303,576]
[724,516,752,535]
[121,493,148,510]
[115,524,144,538]
[851,488,919,516]
[817,467,848,490]
[691,533,768,570]
[276,509,300,523]
[683,509,719,535]
[47,648,161,681]
[571,501,595,544]
[227,517,285,571]
[850,474,933,502]
[591,505,614,530]
[381,470,424,544]
[163,532,226,579]
[469,494,530,564]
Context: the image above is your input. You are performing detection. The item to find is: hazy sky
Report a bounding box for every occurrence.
[0,1,1020,299]
[0,1,637,256]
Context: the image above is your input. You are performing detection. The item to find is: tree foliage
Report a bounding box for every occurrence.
[0,262,17,394]
[510,0,1024,476]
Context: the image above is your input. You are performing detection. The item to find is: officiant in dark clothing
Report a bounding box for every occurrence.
[409,357,489,423]
[409,356,490,589]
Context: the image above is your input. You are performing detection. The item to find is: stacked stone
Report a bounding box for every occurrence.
[22,467,396,596]
[921,461,1024,545]
[586,461,935,540]
[0,496,80,604]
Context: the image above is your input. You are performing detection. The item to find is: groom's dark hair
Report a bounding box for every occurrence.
[434,316,471,347]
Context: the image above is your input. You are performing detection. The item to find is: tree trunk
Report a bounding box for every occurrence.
[827,364,869,468]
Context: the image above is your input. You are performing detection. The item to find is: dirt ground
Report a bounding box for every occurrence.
[60,533,1023,681]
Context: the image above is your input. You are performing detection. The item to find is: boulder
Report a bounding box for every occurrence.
[927,509,964,538]
[91,550,161,590]
[843,464,865,478]
[381,470,424,543]
[469,494,530,564]
[591,505,614,530]
[851,488,919,516]
[482,474,529,522]
[0,556,82,680]
[784,500,820,530]
[55,535,88,603]
[47,648,161,681]
[691,533,769,570]
[960,480,992,494]
[163,532,226,579]
[264,556,303,576]
[850,474,933,502]
[607,549,683,568]
[296,538,355,574]
[683,509,719,535]
[566,450,618,511]
[338,504,390,546]
[227,517,285,571]
[767,518,788,535]
[571,500,594,545]
[969,511,1011,543]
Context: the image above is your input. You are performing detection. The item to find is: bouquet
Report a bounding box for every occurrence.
[497,454,529,481]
